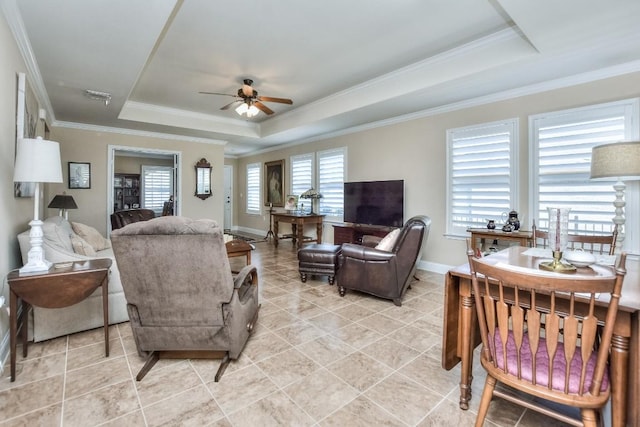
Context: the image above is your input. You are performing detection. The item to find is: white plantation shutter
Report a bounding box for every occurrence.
[447,120,518,236]
[530,99,638,237]
[141,166,173,215]
[318,148,345,218]
[246,162,261,214]
[290,153,314,198]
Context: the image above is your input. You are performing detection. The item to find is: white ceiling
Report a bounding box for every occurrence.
[4,0,640,156]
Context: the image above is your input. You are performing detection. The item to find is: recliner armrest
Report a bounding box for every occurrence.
[233,265,258,301]
[361,235,382,247]
[340,243,395,262]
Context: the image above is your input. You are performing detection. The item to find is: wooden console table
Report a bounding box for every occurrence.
[8,258,112,381]
[467,227,532,253]
[333,223,394,245]
[272,213,324,248]
[441,247,639,426]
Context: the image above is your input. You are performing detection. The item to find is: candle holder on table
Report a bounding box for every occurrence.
[539,207,576,273]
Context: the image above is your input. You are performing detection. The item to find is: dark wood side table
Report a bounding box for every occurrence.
[272,213,324,249]
[8,258,112,382]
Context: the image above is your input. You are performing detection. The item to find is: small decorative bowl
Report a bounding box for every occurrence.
[563,250,596,268]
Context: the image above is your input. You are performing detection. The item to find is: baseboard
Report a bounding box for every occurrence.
[418,260,454,275]
[0,329,9,377]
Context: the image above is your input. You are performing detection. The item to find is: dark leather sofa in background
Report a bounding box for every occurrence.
[110,208,156,230]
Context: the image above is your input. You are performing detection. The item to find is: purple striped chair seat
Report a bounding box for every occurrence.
[491,330,608,394]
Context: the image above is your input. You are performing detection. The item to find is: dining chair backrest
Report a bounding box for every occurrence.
[467,250,626,426]
[531,222,617,255]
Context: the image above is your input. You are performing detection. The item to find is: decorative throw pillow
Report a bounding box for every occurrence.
[375,228,401,252]
[71,222,111,251]
[70,234,97,256]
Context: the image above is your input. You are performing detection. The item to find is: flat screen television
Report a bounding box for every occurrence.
[343,180,404,227]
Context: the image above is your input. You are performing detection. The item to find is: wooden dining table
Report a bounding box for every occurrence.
[441,246,640,427]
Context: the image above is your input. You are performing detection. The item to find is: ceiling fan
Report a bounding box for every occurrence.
[199,79,293,116]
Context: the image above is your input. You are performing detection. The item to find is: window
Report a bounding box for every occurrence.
[141,166,173,215]
[246,162,261,214]
[530,99,639,249]
[447,119,518,236]
[290,153,314,198]
[318,148,345,217]
[290,148,346,218]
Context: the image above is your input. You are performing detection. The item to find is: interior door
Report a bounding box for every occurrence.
[223,165,232,231]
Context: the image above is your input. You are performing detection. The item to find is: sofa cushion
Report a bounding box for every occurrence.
[72,222,111,251]
[375,228,400,252]
[42,216,75,253]
[70,234,97,256]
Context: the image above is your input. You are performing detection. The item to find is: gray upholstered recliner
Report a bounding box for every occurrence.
[336,215,431,306]
[110,216,259,381]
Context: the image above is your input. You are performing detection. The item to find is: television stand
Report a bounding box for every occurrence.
[333,223,394,245]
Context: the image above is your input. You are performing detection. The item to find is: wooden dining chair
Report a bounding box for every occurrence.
[531,222,617,255]
[467,250,627,427]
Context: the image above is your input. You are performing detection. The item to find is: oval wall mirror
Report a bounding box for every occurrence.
[195,158,212,200]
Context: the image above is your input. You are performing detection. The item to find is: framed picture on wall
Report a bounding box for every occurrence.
[264,159,285,207]
[14,72,38,198]
[68,162,91,189]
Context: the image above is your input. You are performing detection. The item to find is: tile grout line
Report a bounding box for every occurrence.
[59,335,69,426]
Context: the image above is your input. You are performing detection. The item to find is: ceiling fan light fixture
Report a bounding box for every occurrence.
[247,104,260,117]
[235,102,260,118]
[235,102,249,115]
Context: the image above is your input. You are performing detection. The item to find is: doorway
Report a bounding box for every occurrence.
[107,145,181,234]
[224,165,233,231]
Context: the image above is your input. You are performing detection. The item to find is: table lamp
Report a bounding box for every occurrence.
[13,137,63,274]
[300,188,323,214]
[48,193,77,219]
[590,141,640,252]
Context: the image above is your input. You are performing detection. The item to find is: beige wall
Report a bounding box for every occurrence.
[0,12,32,358]
[236,72,640,268]
[46,127,226,235]
[114,155,173,175]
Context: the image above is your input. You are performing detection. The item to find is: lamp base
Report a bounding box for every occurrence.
[539,251,576,274]
[19,219,52,275]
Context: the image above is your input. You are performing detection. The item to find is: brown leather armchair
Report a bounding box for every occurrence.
[110,208,155,230]
[336,215,431,306]
[111,216,260,382]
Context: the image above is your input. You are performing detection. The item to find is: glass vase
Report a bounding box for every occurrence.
[540,207,575,273]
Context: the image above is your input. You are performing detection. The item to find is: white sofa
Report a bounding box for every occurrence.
[17,216,128,342]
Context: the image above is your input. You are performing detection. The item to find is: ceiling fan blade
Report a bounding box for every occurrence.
[254,101,274,115]
[258,96,293,105]
[221,100,241,110]
[199,91,237,97]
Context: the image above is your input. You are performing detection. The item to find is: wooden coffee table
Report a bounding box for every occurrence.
[225,239,253,265]
[8,258,112,381]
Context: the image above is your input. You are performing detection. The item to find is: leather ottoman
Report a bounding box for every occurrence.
[297,243,341,285]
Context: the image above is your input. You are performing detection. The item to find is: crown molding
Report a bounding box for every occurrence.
[54,120,227,146]
[1,0,55,123]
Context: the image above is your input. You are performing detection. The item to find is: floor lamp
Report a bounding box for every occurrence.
[590,141,640,253]
[13,137,63,274]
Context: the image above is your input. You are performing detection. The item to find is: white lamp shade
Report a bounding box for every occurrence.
[590,141,640,181]
[13,137,63,183]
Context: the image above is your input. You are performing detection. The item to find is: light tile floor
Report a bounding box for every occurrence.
[1,241,574,426]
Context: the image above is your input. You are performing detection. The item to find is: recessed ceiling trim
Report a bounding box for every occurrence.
[260,27,536,138]
[241,59,640,158]
[54,120,227,146]
[119,101,260,138]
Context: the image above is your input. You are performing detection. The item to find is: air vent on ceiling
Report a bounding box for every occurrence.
[84,89,112,106]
